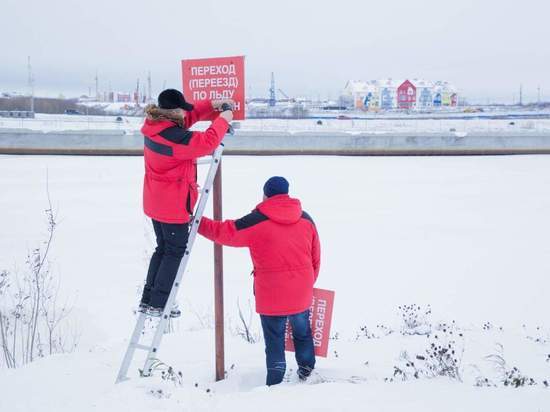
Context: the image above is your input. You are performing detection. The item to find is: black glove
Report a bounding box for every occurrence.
[220,103,235,135]
[221,103,233,112]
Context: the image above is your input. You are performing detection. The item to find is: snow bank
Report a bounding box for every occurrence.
[1,112,550,134]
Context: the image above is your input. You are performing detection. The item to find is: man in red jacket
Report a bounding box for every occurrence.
[139,89,233,317]
[198,177,321,385]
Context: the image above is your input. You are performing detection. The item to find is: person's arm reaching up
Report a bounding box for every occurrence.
[184,100,217,127]
[199,217,252,247]
[185,99,235,128]
[160,110,232,159]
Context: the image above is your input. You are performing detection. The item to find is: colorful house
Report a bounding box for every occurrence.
[433,91,442,107]
[341,79,458,111]
[433,81,457,107]
[414,79,433,109]
[397,80,416,110]
[451,93,458,106]
[341,80,380,110]
[379,79,399,110]
[341,80,369,109]
[362,83,380,111]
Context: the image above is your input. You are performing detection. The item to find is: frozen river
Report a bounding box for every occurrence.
[1,154,549,411]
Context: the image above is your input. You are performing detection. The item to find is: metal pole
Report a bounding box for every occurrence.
[213,160,225,381]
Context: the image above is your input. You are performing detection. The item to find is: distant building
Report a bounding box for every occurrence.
[341,78,458,110]
[341,80,370,109]
[451,93,458,106]
[116,93,131,103]
[414,79,434,109]
[363,82,380,110]
[378,79,399,110]
[0,110,35,118]
[397,80,416,110]
[433,81,458,107]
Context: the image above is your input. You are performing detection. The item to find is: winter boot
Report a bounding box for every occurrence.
[147,305,181,318]
[298,366,314,382]
[138,302,150,313]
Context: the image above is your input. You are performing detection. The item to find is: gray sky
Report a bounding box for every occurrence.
[2,0,548,103]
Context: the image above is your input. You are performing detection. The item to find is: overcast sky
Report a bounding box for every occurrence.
[2,0,548,103]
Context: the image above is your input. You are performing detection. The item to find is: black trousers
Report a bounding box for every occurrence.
[141,219,189,308]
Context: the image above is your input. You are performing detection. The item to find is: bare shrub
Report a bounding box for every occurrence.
[423,329,464,381]
[485,344,538,388]
[386,326,464,382]
[142,359,183,387]
[186,302,214,331]
[387,351,422,382]
[356,324,394,340]
[522,324,549,344]
[231,299,260,344]
[0,179,79,368]
[398,304,432,336]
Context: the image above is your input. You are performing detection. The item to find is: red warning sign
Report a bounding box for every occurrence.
[181,55,245,120]
[285,288,335,358]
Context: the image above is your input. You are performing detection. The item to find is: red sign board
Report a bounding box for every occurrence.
[285,288,335,358]
[181,56,245,120]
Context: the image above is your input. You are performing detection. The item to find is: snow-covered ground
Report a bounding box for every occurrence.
[1,154,549,411]
[1,112,550,134]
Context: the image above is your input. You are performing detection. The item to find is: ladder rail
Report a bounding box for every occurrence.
[115,313,147,383]
[115,143,224,383]
[196,157,214,165]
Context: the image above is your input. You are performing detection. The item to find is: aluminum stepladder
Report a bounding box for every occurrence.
[115,143,224,384]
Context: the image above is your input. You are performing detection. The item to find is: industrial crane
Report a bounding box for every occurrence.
[269,72,276,107]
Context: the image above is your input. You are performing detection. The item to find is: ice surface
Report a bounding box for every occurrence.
[0,154,549,411]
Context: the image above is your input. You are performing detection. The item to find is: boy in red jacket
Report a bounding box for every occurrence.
[139,89,233,317]
[199,177,321,385]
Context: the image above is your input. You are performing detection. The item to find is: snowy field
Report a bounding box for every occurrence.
[1,112,550,135]
[1,154,550,411]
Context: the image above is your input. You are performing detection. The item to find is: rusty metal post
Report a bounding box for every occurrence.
[213,159,225,381]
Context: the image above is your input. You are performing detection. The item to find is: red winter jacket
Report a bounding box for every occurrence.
[142,100,229,224]
[198,194,321,316]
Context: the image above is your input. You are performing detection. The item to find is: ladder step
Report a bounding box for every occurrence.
[134,343,152,351]
[196,157,213,165]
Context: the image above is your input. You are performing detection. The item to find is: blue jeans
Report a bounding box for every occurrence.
[260,309,316,386]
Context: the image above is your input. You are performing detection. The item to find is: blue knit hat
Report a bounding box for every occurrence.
[263,176,289,198]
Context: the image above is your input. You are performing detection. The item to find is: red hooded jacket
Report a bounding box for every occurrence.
[141,100,229,224]
[198,194,321,316]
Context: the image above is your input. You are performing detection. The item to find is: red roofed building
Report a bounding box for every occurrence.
[397,80,416,110]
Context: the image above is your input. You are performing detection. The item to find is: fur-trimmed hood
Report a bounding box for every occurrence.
[144,104,184,128]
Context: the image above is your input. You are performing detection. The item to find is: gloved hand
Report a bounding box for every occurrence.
[220,108,233,123]
[212,99,235,111]
[220,102,233,112]
[219,103,235,135]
